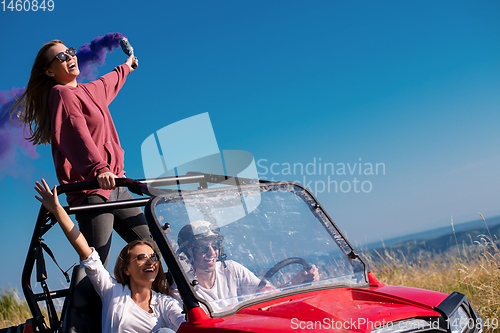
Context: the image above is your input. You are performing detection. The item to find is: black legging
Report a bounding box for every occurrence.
[76,187,156,267]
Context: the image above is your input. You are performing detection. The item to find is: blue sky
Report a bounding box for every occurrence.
[0,1,499,291]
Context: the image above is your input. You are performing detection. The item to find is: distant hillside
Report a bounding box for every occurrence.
[364,215,500,250]
[364,216,500,260]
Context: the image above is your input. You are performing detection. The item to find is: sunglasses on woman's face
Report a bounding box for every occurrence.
[133,253,160,263]
[50,47,76,64]
[195,241,221,255]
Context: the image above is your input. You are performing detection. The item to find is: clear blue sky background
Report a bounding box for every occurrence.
[0,1,499,292]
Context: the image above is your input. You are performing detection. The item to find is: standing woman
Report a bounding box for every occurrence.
[12,40,155,266]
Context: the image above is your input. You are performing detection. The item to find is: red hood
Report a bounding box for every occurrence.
[180,285,448,332]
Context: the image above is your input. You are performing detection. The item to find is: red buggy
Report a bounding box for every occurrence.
[10,174,483,333]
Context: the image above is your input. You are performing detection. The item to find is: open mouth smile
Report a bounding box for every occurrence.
[143,267,156,273]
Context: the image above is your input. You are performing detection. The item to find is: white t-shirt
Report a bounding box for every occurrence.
[172,260,260,312]
[81,249,185,333]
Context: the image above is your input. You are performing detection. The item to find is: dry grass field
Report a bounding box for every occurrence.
[0,288,37,330]
[363,234,499,333]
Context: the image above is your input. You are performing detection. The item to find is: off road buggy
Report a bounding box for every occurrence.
[5,173,483,333]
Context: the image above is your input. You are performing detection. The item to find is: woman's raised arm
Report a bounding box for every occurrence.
[35,179,93,261]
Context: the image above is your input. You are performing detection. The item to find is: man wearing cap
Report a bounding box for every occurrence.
[172,220,318,311]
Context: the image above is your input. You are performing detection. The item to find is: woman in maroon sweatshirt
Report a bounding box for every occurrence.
[13,40,155,267]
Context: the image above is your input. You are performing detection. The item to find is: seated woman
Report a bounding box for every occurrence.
[35,179,185,333]
[172,220,319,311]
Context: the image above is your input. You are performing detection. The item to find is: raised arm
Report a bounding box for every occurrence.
[35,179,93,261]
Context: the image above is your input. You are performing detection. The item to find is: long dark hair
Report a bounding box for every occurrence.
[10,40,63,145]
[114,240,170,295]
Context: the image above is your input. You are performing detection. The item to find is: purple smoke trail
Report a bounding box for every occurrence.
[77,32,124,82]
[0,33,124,179]
[0,87,25,129]
[0,87,33,157]
[0,87,39,179]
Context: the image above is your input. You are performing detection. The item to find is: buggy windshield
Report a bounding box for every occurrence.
[151,182,367,315]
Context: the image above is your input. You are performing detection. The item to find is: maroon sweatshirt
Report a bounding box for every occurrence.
[49,64,131,206]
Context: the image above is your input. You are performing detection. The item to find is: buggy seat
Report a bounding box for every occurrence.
[62,266,102,333]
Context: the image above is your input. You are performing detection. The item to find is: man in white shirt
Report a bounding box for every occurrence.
[172,220,318,312]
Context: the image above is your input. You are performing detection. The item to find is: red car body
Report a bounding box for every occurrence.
[179,278,450,332]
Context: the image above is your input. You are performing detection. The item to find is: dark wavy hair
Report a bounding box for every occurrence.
[114,240,170,295]
[10,40,63,145]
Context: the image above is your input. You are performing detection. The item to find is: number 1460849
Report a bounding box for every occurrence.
[2,0,54,11]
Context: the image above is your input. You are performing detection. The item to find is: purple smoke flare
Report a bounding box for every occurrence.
[77,32,124,82]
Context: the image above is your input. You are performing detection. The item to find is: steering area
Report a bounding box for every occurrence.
[256,257,312,291]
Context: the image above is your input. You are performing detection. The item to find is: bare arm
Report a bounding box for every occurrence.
[35,179,93,261]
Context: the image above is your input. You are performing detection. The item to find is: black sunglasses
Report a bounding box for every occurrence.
[195,240,221,255]
[49,47,76,65]
[132,253,160,263]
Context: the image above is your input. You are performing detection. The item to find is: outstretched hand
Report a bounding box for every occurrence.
[35,179,92,261]
[35,179,61,214]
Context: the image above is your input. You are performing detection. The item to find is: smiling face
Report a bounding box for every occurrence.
[124,244,159,288]
[45,43,80,86]
[192,237,220,273]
